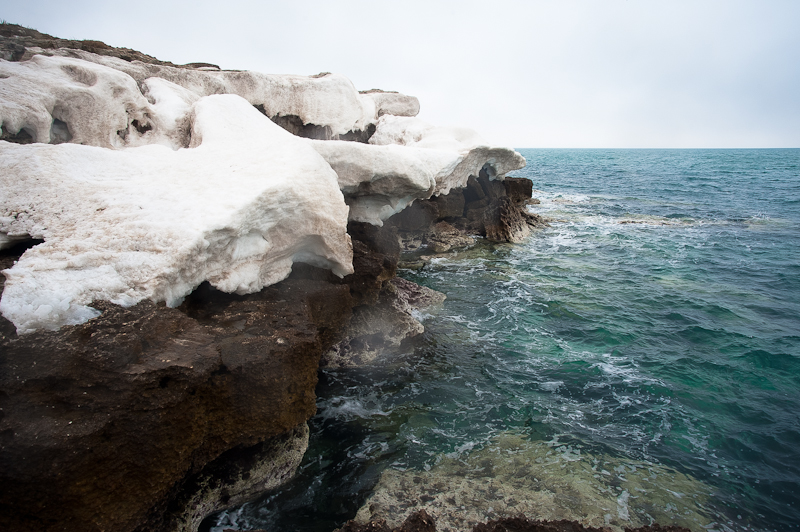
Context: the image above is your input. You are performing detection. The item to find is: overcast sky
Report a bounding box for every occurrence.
[4,0,799,148]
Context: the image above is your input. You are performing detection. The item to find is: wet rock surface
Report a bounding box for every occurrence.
[351,433,711,532]
[339,510,692,532]
[323,277,446,368]
[389,175,546,257]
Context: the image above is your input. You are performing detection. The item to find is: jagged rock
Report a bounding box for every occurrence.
[0,22,182,66]
[503,176,534,204]
[310,138,525,226]
[0,271,353,532]
[342,512,693,532]
[388,201,441,232]
[171,423,309,532]
[343,221,401,306]
[426,222,476,253]
[0,95,353,333]
[433,190,466,219]
[323,277,445,368]
[339,509,437,532]
[483,197,531,243]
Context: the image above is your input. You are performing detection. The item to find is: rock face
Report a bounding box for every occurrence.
[388,174,547,254]
[310,117,526,226]
[323,276,446,368]
[0,269,352,532]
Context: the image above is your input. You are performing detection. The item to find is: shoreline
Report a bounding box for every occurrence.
[1,23,708,532]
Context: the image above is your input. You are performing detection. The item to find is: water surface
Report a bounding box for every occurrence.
[209,149,800,532]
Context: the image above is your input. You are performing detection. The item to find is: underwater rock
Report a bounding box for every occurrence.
[353,433,714,532]
[339,509,437,532]
[339,510,693,532]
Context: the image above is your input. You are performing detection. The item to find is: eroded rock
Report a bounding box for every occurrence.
[323,277,446,368]
[0,272,353,532]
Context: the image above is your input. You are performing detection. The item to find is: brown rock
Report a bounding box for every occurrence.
[388,201,440,232]
[503,177,534,204]
[343,221,401,306]
[483,197,531,243]
[0,22,181,66]
[463,176,487,203]
[322,277,445,368]
[339,509,437,532]
[478,177,507,200]
[343,512,692,532]
[426,222,476,253]
[0,273,353,532]
[433,190,466,219]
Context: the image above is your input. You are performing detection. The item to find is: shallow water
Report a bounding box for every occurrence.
[208,149,800,532]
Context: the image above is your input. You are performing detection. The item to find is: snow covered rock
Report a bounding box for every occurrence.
[28,49,420,137]
[310,116,526,226]
[0,54,155,147]
[359,89,421,118]
[0,94,353,333]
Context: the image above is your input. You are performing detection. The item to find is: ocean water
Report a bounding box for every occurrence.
[207,149,800,532]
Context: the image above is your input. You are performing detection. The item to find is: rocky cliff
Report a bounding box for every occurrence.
[0,22,538,532]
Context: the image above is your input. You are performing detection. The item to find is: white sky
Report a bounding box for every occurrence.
[4,0,799,148]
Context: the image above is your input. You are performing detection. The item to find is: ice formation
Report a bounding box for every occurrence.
[14,48,420,137]
[310,116,526,225]
[0,47,525,334]
[0,95,352,333]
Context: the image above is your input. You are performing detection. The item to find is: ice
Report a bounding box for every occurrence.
[312,118,526,226]
[0,95,352,333]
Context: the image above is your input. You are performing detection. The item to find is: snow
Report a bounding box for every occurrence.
[0,95,352,333]
[0,49,524,334]
[38,49,419,135]
[0,55,154,147]
[311,116,526,225]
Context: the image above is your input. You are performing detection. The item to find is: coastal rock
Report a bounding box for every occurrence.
[0,23,420,143]
[339,511,693,532]
[483,196,531,243]
[369,116,526,197]
[310,137,525,226]
[386,174,543,253]
[170,420,310,532]
[323,277,446,368]
[353,432,712,532]
[0,95,353,333]
[0,272,353,532]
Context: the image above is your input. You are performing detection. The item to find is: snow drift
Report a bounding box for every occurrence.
[0,95,352,333]
[0,49,525,334]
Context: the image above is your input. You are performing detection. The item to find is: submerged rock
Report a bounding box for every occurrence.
[353,433,714,532]
[339,510,693,532]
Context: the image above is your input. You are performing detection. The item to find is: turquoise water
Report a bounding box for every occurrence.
[208,149,800,532]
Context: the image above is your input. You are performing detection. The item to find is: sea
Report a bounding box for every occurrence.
[206,149,800,532]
